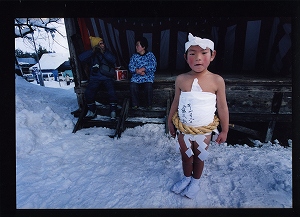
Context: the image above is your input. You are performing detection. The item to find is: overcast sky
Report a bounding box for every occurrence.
[15,18,70,56]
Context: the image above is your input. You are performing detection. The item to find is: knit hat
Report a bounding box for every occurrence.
[89,36,103,48]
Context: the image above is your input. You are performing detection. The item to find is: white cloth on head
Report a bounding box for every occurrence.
[185,33,214,52]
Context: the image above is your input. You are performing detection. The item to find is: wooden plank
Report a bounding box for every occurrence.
[127,107,166,118]
[72,105,88,133]
[124,119,165,128]
[229,124,261,139]
[227,90,274,113]
[229,113,292,122]
[82,119,117,129]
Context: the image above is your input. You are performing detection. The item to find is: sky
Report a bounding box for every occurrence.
[15,18,70,55]
[12,75,297,216]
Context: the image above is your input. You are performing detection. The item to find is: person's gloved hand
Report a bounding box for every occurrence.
[93,46,101,53]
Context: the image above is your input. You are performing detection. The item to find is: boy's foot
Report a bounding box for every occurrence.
[180,177,200,199]
[170,176,191,194]
[85,110,97,119]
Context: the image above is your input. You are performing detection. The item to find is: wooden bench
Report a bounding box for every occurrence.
[224,76,292,142]
[72,74,292,141]
[72,77,174,136]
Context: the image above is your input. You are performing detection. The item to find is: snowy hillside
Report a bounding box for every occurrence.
[15,76,292,212]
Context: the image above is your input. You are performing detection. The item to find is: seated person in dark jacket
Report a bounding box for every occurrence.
[78,36,118,120]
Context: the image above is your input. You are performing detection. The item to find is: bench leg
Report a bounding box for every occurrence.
[114,98,130,138]
[264,92,283,142]
[265,120,276,142]
[165,98,171,134]
[72,104,88,133]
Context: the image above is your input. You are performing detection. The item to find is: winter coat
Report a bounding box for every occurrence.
[128,51,157,83]
[78,49,116,80]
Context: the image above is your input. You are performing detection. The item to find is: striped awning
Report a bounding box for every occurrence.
[76,17,291,76]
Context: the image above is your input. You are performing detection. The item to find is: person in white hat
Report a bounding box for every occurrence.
[168,33,229,199]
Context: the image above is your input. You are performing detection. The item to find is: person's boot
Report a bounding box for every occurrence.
[180,177,201,199]
[170,176,191,194]
[85,110,96,119]
[85,103,97,119]
[110,110,116,120]
[110,103,117,120]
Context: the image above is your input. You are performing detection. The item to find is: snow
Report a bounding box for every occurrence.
[29,53,70,71]
[15,76,292,210]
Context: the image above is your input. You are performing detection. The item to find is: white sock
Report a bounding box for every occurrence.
[180,177,200,199]
[171,176,191,194]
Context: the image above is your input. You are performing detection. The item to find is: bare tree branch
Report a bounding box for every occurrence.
[15,18,68,53]
[15,18,62,38]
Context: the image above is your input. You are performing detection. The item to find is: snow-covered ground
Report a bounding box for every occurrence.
[15,76,292,210]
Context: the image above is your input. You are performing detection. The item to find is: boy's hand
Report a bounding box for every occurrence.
[215,131,227,144]
[168,122,176,138]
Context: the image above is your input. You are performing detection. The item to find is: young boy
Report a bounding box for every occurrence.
[168,33,229,199]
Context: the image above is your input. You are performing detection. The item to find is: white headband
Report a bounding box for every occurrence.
[185,33,214,52]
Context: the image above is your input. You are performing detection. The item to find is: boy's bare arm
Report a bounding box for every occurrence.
[168,76,182,137]
[215,76,229,143]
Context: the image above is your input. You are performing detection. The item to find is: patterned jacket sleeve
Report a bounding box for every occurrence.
[128,54,137,74]
[144,52,157,74]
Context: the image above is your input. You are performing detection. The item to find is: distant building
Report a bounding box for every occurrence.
[17,57,37,66]
[29,53,70,81]
[16,57,37,75]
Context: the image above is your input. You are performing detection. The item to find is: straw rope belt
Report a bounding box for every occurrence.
[172,111,219,135]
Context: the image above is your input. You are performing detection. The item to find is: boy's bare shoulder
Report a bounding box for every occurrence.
[210,72,225,83]
[177,72,190,78]
[176,72,190,81]
[175,72,194,90]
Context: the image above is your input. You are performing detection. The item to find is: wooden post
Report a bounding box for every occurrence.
[65,18,86,110]
[265,120,276,142]
[264,92,283,142]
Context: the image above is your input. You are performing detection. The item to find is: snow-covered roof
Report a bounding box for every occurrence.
[29,53,70,70]
[17,57,37,65]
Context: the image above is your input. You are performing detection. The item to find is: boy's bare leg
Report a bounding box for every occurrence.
[171,133,212,196]
[179,134,211,199]
[192,134,211,179]
[170,133,193,194]
[178,133,193,177]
